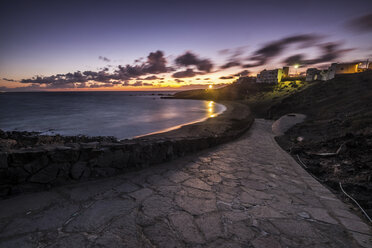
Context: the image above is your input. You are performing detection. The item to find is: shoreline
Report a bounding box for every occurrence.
[0,100,253,197]
[132,101,226,139]
[0,94,222,141]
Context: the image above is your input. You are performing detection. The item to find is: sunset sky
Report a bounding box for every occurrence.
[0,0,371,91]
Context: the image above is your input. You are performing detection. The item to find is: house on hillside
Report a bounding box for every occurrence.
[256,67,289,83]
[305,68,328,81]
[326,62,364,80]
[306,62,367,82]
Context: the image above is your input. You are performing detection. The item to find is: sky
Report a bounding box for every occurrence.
[0,0,371,91]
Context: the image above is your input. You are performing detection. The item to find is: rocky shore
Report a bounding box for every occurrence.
[0,101,253,197]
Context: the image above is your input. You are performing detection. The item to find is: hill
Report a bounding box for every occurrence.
[174,71,372,220]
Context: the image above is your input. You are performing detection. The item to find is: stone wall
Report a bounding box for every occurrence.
[0,102,253,197]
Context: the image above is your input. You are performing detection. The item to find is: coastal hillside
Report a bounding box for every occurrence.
[175,71,372,219]
[271,71,372,219]
[173,77,314,117]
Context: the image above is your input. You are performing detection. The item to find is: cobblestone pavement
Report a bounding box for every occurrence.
[0,119,371,248]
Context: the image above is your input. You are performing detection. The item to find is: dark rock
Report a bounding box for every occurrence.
[70,162,87,180]
[29,164,60,184]
[0,153,7,168]
[80,142,99,149]
[10,150,46,167]
[0,139,17,150]
[0,185,11,197]
[7,167,30,183]
[23,155,49,174]
[49,147,79,163]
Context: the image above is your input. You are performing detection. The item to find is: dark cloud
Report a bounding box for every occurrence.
[2,78,15,82]
[20,50,172,89]
[114,50,170,79]
[98,56,111,62]
[306,42,354,64]
[131,81,143,86]
[233,70,250,77]
[128,81,153,87]
[175,52,213,72]
[90,83,114,88]
[219,76,234,79]
[219,46,247,69]
[218,49,230,55]
[203,78,210,80]
[243,34,321,68]
[282,54,305,66]
[172,69,199,78]
[346,13,372,33]
[175,83,229,90]
[141,75,161,80]
[221,61,241,69]
[174,79,184,83]
[219,69,250,79]
[145,50,169,74]
[282,42,354,66]
[0,84,43,92]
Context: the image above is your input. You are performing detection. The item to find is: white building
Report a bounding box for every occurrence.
[305,68,328,81]
[256,67,289,83]
[306,62,364,82]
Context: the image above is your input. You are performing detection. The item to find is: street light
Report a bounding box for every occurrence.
[294,64,299,75]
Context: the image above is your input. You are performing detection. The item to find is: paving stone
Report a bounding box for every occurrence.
[248,206,285,218]
[228,221,256,242]
[0,235,34,248]
[146,174,173,186]
[207,174,222,183]
[58,179,119,202]
[65,198,135,232]
[143,221,184,248]
[251,235,282,248]
[175,195,216,215]
[169,211,204,243]
[142,195,174,218]
[182,178,211,191]
[239,191,262,205]
[303,207,338,224]
[112,181,140,193]
[182,186,216,199]
[270,219,319,238]
[1,202,78,237]
[166,170,191,183]
[222,210,251,222]
[48,234,88,248]
[333,208,362,220]
[0,191,60,219]
[350,231,372,248]
[129,188,153,201]
[195,212,223,240]
[205,238,242,248]
[338,217,372,235]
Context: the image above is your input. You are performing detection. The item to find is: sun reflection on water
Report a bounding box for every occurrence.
[206,101,216,118]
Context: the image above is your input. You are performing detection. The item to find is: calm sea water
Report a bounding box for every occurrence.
[0,92,225,140]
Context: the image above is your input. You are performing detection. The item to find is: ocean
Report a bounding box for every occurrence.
[0,91,225,140]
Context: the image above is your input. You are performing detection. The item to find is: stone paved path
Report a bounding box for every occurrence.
[0,119,371,248]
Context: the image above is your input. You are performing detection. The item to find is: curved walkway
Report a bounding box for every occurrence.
[0,119,371,247]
